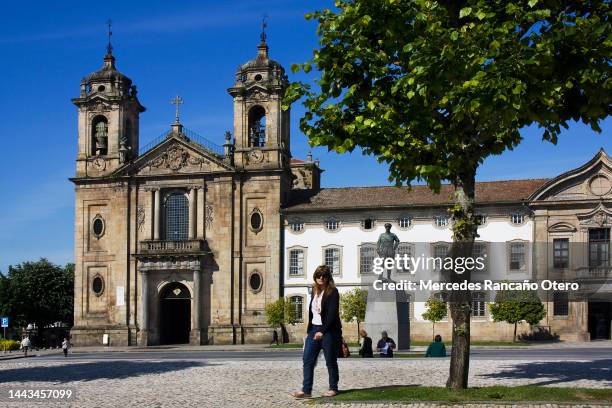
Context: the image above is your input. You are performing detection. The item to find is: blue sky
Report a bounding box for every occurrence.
[0,0,609,273]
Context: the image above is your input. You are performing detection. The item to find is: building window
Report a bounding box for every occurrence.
[248,271,263,293]
[290,296,304,322]
[289,221,304,233]
[362,218,375,230]
[92,275,104,296]
[472,292,486,317]
[324,219,340,231]
[323,246,341,275]
[509,241,526,271]
[433,292,449,306]
[472,242,487,272]
[92,116,108,156]
[398,216,412,229]
[510,213,525,225]
[553,238,570,269]
[359,244,376,274]
[553,292,569,316]
[289,248,305,276]
[589,228,609,270]
[250,208,264,233]
[92,215,105,239]
[434,215,449,227]
[248,105,266,147]
[432,243,449,272]
[397,243,414,273]
[164,193,189,241]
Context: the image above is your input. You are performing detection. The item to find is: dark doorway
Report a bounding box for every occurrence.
[588,302,611,340]
[159,282,191,345]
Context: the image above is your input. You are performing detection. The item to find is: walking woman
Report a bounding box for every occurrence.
[292,265,342,399]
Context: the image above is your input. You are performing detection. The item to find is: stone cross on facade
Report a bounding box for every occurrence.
[171,95,183,124]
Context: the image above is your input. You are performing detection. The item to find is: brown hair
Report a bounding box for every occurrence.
[311,265,336,296]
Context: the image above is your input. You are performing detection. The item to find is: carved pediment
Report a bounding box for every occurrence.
[578,204,612,229]
[530,150,612,202]
[548,222,577,233]
[120,135,232,176]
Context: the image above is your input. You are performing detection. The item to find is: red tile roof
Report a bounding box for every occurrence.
[284,179,549,212]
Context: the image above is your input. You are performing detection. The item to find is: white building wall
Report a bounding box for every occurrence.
[284,212,533,324]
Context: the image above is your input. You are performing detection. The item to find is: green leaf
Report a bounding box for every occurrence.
[528,0,538,7]
[476,11,486,20]
[459,7,472,18]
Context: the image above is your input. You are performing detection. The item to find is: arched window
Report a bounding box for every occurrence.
[164,193,189,241]
[92,116,108,156]
[248,105,266,147]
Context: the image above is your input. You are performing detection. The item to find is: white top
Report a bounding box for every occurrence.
[311,292,323,326]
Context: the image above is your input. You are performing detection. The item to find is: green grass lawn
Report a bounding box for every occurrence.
[323,386,612,403]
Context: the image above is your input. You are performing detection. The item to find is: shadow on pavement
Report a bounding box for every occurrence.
[479,359,612,386]
[0,360,209,383]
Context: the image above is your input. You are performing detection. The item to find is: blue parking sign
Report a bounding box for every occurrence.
[1,317,8,327]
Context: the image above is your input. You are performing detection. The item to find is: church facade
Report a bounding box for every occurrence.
[71,38,612,346]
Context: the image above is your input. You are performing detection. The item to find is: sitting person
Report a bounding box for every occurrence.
[376,331,396,357]
[358,329,373,358]
[425,334,446,357]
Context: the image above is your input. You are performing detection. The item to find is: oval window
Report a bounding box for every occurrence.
[92,276,104,295]
[98,85,105,92]
[254,74,262,81]
[249,272,262,293]
[250,210,263,232]
[92,216,105,238]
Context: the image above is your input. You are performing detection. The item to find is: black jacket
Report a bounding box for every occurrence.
[307,287,342,335]
[359,336,373,357]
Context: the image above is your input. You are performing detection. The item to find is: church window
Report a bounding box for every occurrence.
[248,105,266,147]
[254,74,263,81]
[290,296,304,322]
[553,292,569,316]
[553,238,569,269]
[471,292,486,317]
[92,215,105,239]
[359,243,376,274]
[434,215,449,227]
[589,228,609,270]
[250,209,263,233]
[248,271,263,293]
[97,85,105,92]
[92,275,104,296]
[92,116,108,156]
[164,193,189,241]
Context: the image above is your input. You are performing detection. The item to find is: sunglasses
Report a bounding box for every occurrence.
[314,274,328,279]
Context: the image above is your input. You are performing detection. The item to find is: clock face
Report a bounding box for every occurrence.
[249,150,264,163]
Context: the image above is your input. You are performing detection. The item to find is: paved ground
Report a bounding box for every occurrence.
[0,352,611,408]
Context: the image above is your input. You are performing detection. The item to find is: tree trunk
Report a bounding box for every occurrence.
[513,322,517,343]
[357,320,360,341]
[432,322,435,340]
[445,170,477,390]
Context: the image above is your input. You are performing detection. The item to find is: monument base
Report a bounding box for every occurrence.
[364,278,410,350]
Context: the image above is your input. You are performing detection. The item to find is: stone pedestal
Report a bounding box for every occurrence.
[190,329,205,345]
[364,279,410,350]
[137,330,150,346]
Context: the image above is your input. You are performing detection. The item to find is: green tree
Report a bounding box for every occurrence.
[489,288,546,342]
[422,297,448,340]
[264,297,300,343]
[3,259,74,339]
[285,0,610,388]
[340,288,367,339]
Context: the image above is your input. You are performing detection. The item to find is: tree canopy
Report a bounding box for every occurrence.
[489,288,547,342]
[0,259,74,332]
[340,287,368,337]
[284,0,610,388]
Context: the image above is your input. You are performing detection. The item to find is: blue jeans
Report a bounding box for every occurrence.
[302,325,339,394]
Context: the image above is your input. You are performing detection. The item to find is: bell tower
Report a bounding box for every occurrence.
[227,28,290,169]
[72,24,145,177]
